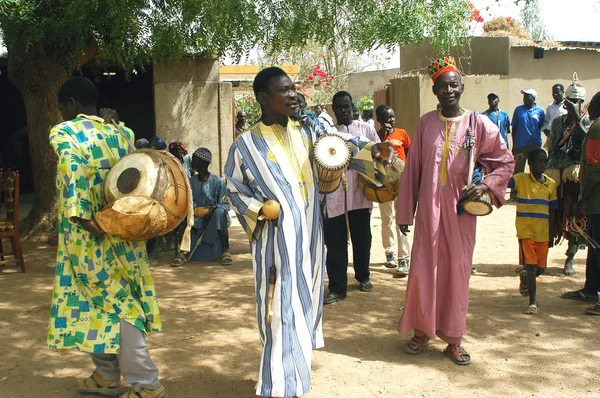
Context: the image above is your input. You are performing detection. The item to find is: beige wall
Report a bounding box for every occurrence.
[400,37,511,75]
[389,72,600,140]
[393,38,600,138]
[154,58,233,175]
[507,47,600,110]
[388,76,423,136]
[347,68,401,99]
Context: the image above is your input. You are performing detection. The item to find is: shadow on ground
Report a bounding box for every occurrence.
[1,205,599,397]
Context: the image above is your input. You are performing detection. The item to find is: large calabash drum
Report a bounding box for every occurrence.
[358,158,405,203]
[96,149,190,241]
[463,192,493,216]
[314,134,351,194]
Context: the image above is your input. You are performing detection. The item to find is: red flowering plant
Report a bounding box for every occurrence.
[235,94,262,125]
[298,63,336,105]
[467,1,484,23]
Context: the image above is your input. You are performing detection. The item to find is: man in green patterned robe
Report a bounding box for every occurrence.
[48,77,166,398]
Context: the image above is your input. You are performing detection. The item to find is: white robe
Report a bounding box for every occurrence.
[225,115,375,397]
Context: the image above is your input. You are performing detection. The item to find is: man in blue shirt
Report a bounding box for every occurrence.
[483,92,511,149]
[512,89,545,174]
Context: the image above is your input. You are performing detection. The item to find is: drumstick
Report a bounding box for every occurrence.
[267,265,276,323]
[466,113,476,187]
[467,143,475,187]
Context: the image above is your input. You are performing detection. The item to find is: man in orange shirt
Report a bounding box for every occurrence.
[376,104,412,275]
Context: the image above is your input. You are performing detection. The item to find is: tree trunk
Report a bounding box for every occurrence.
[7,46,68,240]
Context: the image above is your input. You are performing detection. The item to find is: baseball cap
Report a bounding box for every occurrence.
[521,89,537,100]
[487,92,499,99]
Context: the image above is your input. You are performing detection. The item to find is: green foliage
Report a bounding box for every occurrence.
[235,94,261,125]
[519,0,551,41]
[357,96,374,112]
[0,0,474,73]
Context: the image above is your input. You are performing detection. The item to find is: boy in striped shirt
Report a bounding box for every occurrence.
[508,148,558,314]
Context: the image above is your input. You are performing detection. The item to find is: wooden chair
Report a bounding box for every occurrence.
[0,168,26,272]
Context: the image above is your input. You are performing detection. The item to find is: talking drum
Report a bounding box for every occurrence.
[314,134,351,194]
[463,192,493,216]
[96,149,190,241]
[358,157,405,203]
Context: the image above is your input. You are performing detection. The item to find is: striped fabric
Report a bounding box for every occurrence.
[224,115,377,397]
[508,172,558,242]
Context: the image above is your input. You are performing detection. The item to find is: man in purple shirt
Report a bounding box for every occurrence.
[323,91,380,304]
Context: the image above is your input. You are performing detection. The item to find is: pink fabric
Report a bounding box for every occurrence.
[396,110,514,340]
[322,121,380,219]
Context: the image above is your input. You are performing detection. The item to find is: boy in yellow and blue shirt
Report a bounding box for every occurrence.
[508,148,558,315]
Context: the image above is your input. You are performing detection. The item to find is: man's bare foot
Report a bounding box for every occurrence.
[563,254,576,276]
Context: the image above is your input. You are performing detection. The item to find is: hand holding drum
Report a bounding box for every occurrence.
[261,200,281,220]
[370,142,396,167]
[194,207,211,218]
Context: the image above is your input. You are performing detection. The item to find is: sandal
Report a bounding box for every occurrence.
[120,385,167,398]
[444,344,472,366]
[78,371,127,396]
[170,254,188,268]
[562,290,599,302]
[522,304,538,315]
[585,303,600,315]
[404,334,430,355]
[519,271,528,297]
[220,252,233,266]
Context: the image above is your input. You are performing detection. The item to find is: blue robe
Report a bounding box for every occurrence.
[189,174,230,261]
[224,115,378,397]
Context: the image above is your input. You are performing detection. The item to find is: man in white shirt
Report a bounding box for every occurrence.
[315,103,335,128]
[543,83,567,137]
[322,91,380,304]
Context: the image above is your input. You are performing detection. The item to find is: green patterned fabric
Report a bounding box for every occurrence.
[47,115,162,354]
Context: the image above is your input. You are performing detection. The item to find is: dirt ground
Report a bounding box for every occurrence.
[1,203,600,398]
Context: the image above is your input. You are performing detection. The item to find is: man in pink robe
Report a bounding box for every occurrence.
[396,57,514,365]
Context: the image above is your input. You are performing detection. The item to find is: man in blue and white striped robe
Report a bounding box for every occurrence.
[225,67,392,397]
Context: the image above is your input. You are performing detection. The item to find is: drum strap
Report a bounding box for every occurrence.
[342,173,350,241]
[111,119,136,152]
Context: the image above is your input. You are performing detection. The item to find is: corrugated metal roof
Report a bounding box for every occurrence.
[512,41,600,51]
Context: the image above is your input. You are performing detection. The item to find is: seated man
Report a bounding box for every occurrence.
[149,136,167,150]
[169,140,193,177]
[171,148,232,266]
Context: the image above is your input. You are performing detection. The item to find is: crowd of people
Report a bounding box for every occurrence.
[45,55,600,398]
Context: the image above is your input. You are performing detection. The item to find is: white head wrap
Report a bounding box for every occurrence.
[566,72,586,101]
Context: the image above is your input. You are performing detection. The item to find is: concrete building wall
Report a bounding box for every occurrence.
[388,75,425,135]
[154,58,233,175]
[218,82,234,173]
[347,68,401,99]
[400,39,472,74]
[470,37,511,75]
[400,37,511,75]
[388,72,600,140]
[393,38,600,139]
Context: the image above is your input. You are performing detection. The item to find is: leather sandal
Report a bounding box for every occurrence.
[444,344,472,365]
[120,385,167,398]
[78,371,127,396]
[405,334,429,355]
